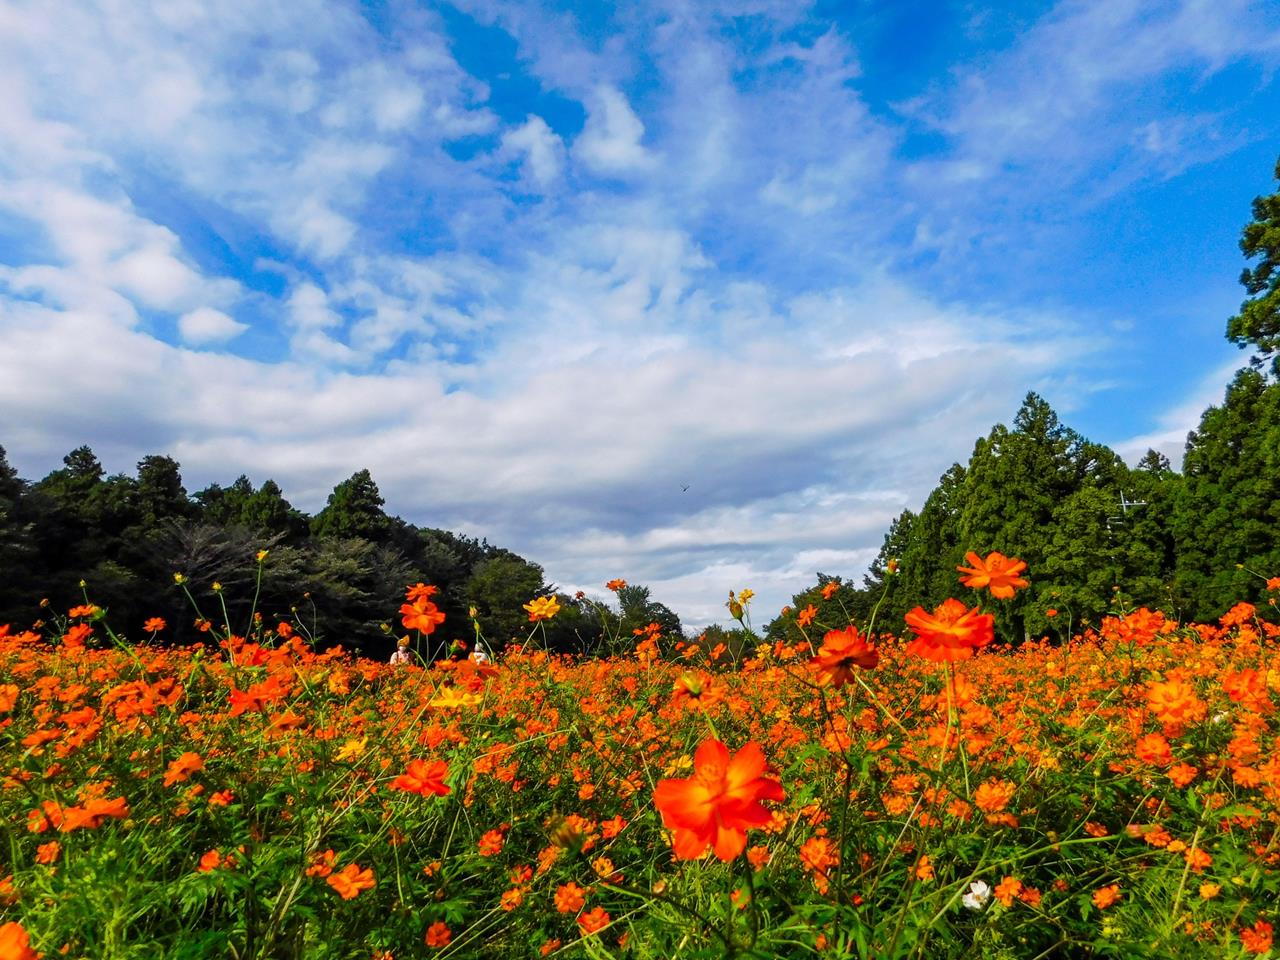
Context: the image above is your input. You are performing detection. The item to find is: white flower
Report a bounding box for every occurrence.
[962,880,991,911]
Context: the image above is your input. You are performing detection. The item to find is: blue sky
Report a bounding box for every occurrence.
[1,0,1277,626]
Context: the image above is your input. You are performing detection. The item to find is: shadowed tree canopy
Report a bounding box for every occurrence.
[464,553,547,651]
[614,583,683,641]
[0,445,629,659]
[133,455,194,527]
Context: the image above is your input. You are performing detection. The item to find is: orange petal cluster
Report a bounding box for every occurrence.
[327,863,375,899]
[653,739,783,862]
[903,598,994,662]
[811,626,879,687]
[390,759,451,797]
[956,551,1029,599]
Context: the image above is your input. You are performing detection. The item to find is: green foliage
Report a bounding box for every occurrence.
[1171,367,1280,619]
[615,583,683,641]
[311,469,391,543]
[865,394,1195,643]
[464,553,548,650]
[0,450,575,662]
[1226,155,1280,374]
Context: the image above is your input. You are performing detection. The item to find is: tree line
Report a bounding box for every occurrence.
[0,454,681,658]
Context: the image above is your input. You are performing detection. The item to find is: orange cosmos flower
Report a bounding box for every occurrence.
[973,779,1015,814]
[796,605,818,627]
[1134,733,1173,767]
[1184,847,1212,872]
[821,581,840,600]
[163,752,205,787]
[35,841,60,865]
[305,850,337,878]
[653,739,784,862]
[478,829,505,857]
[390,759,450,797]
[1146,680,1207,729]
[554,882,587,913]
[327,863,375,899]
[401,600,446,634]
[0,922,38,960]
[1092,884,1121,909]
[1221,601,1256,627]
[1241,919,1274,954]
[1267,577,1280,591]
[811,626,878,687]
[994,876,1023,907]
[577,906,611,935]
[406,582,439,603]
[672,673,724,712]
[605,579,627,592]
[903,599,994,662]
[143,617,166,632]
[956,551,1029,599]
[424,921,451,948]
[60,796,129,832]
[62,623,92,648]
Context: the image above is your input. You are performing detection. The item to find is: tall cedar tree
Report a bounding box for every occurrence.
[1226,156,1280,374]
[860,395,1178,643]
[1172,368,1280,619]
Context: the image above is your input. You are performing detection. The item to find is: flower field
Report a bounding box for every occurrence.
[2,566,1279,959]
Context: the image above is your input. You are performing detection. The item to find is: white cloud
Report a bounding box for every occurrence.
[287,284,331,331]
[901,0,1280,219]
[501,115,565,188]
[178,307,248,345]
[0,179,238,316]
[574,86,656,176]
[1,218,1093,624]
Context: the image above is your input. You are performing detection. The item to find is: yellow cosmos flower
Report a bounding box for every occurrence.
[335,737,367,762]
[429,688,483,709]
[523,596,561,622]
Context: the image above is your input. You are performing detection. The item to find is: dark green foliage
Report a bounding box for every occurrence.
[133,455,194,527]
[1171,368,1280,619]
[0,445,37,626]
[289,537,416,657]
[311,469,391,543]
[0,450,610,659]
[614,583,684,641]
[1226,155,1280,374]
[849,393,1209,644]
[193,476,254,526]
[243,480,309,540]
[463,554,547,651]
[195,477,308,542]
